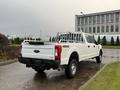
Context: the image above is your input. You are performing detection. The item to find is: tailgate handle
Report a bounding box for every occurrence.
[34,50,40,53]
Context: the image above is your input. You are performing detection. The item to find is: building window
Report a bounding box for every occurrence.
[101,26,104,33]
[93,27,96,33]
[78,28,80,31]
[89,27,91,33]
[78,17,80,26]
[89,17,92,24]
[115,25,119,32]
[85,17,88,25]
[106,14,109,23]
[115,12,119,23]
[81,28,84,32]
[110,14,114,23]
[85,28,88,33]
[111,25,114,32]
[101,15,105,23]
[93,16,96,24]
[97,15,100,24]
[80,18,82,25]
[106,26,109,32]
[81,17,84,25]
[97,26,100,33]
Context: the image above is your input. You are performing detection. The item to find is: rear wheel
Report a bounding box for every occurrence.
[65,58,78,78]
[96,51,102,64]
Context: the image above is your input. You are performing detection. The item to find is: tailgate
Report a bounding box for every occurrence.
[21,42,55,60]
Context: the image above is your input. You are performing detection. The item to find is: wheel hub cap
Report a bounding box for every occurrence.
[71,63,77,75]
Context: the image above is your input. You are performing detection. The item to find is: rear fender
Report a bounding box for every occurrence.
[61,46,79,65]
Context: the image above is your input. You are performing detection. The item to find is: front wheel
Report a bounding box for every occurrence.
[96,51,102,64]
[65,59,78,78]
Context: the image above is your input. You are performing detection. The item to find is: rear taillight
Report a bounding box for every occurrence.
[55,45,62,61]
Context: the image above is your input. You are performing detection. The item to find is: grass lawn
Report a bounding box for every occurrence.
[9,44,21,48]
[84,61,120,90]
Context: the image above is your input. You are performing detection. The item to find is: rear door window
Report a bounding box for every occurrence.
[57,33,84,43]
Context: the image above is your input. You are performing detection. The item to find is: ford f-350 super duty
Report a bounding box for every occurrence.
[18,32,103,78]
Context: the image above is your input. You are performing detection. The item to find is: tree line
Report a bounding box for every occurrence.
[49,36,120,46]
[11,37,41,44]
[10,36,120,46]
[98,36,120,46]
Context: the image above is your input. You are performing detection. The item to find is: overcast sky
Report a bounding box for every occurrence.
[0,0,120,38]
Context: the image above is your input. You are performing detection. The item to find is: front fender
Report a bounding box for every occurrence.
[98,44,102,50]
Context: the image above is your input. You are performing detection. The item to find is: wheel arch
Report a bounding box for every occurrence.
[68,51,79,64]
[100,49,103,55]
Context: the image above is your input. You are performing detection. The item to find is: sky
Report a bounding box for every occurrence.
[0,0,120,38]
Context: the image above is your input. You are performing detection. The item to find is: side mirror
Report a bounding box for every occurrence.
[94,41,98,45]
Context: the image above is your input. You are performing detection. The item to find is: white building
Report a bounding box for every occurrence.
[75,10,120,35]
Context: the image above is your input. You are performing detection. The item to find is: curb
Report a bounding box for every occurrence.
[0,59,18,66]
[78,63,108,90]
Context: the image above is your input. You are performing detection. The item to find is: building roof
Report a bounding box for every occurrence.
[76,9,120,17]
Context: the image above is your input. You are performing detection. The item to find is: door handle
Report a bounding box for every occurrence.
[88,45,90,48]
[34,50,40,53]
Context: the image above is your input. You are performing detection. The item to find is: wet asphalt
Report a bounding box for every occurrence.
[0,49,120,90]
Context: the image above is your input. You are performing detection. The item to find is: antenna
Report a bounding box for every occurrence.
[80,12,85,15]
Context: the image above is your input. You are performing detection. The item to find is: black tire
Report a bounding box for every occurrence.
[65,58,78,78]
[32,67,44,73]
[96,51,102,64]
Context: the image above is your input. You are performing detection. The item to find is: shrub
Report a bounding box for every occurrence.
[0,33,9,46]
[102,36,107,45]
[97,36,101,44]
[116,36,120,45]
[111,36,114,45]
[12,37,23,44]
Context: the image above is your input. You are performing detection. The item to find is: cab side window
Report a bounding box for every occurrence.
[86,35,95,43]
[75,34,84,43]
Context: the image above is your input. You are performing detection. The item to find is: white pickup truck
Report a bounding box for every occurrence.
[18,32,103,78]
